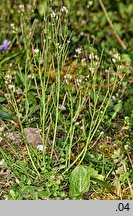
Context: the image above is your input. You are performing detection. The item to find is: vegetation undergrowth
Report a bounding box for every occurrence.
[0,0,133,200]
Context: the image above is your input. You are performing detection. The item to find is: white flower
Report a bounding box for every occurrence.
[59,105,66,111]
[80,32,85,36]
[51,11,56,18]
[8,84,15,92]
[43,29,46,34]
[34,48,39,54]
[64,73,72,84]
[76,78,82,84]
[37,144,45,151]
[28,74,34,80]
[114,53,120,60]
[19,4,24,9]
[112,95,116,100]
[86,74,90,78]
[111,52,121,62]
[112,58,116,63]
[124,145,128,150]
[5,93,10,99]
[19,4,25,12]
[0,127,4,132]
[15,178,20,184]
[81,58,86,63]
[0,159,5,166]
[5,74,12,81]
[75,48,82,55]
[117,65,122,69]
[87,1,93,8]
[64,74,72,80]
[90,67,95,73]
[61,6,68,14]
[89,53,94,60]
[95,55,99,60]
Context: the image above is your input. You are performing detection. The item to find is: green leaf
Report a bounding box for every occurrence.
[0,107,15,121]
[124,97,133,116]
[69,166,90,199]
[0,97,6,102]
[38,1,48,16]
[87,167,104,180]
[0,52,21,66]
[114,101,123,113]
[91,177,110,190]
[118,3,126,18]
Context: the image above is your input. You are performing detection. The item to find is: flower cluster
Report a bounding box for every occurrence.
[75,48,82,55]
[87,1,93,8]
[64,74,72,84]
[11,23,18,34]
[4,74,13,84]
[18,4,25,13]
[110,51,121,63]
[61,6,68,14]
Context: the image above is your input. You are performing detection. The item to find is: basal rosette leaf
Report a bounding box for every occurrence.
[69,165,90,199]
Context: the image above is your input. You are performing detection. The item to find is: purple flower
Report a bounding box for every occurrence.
[0,39,11,52]
[105,30,111,36]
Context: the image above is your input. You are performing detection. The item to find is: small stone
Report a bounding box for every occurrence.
[24,128,42,146]
[1,128,42,146]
